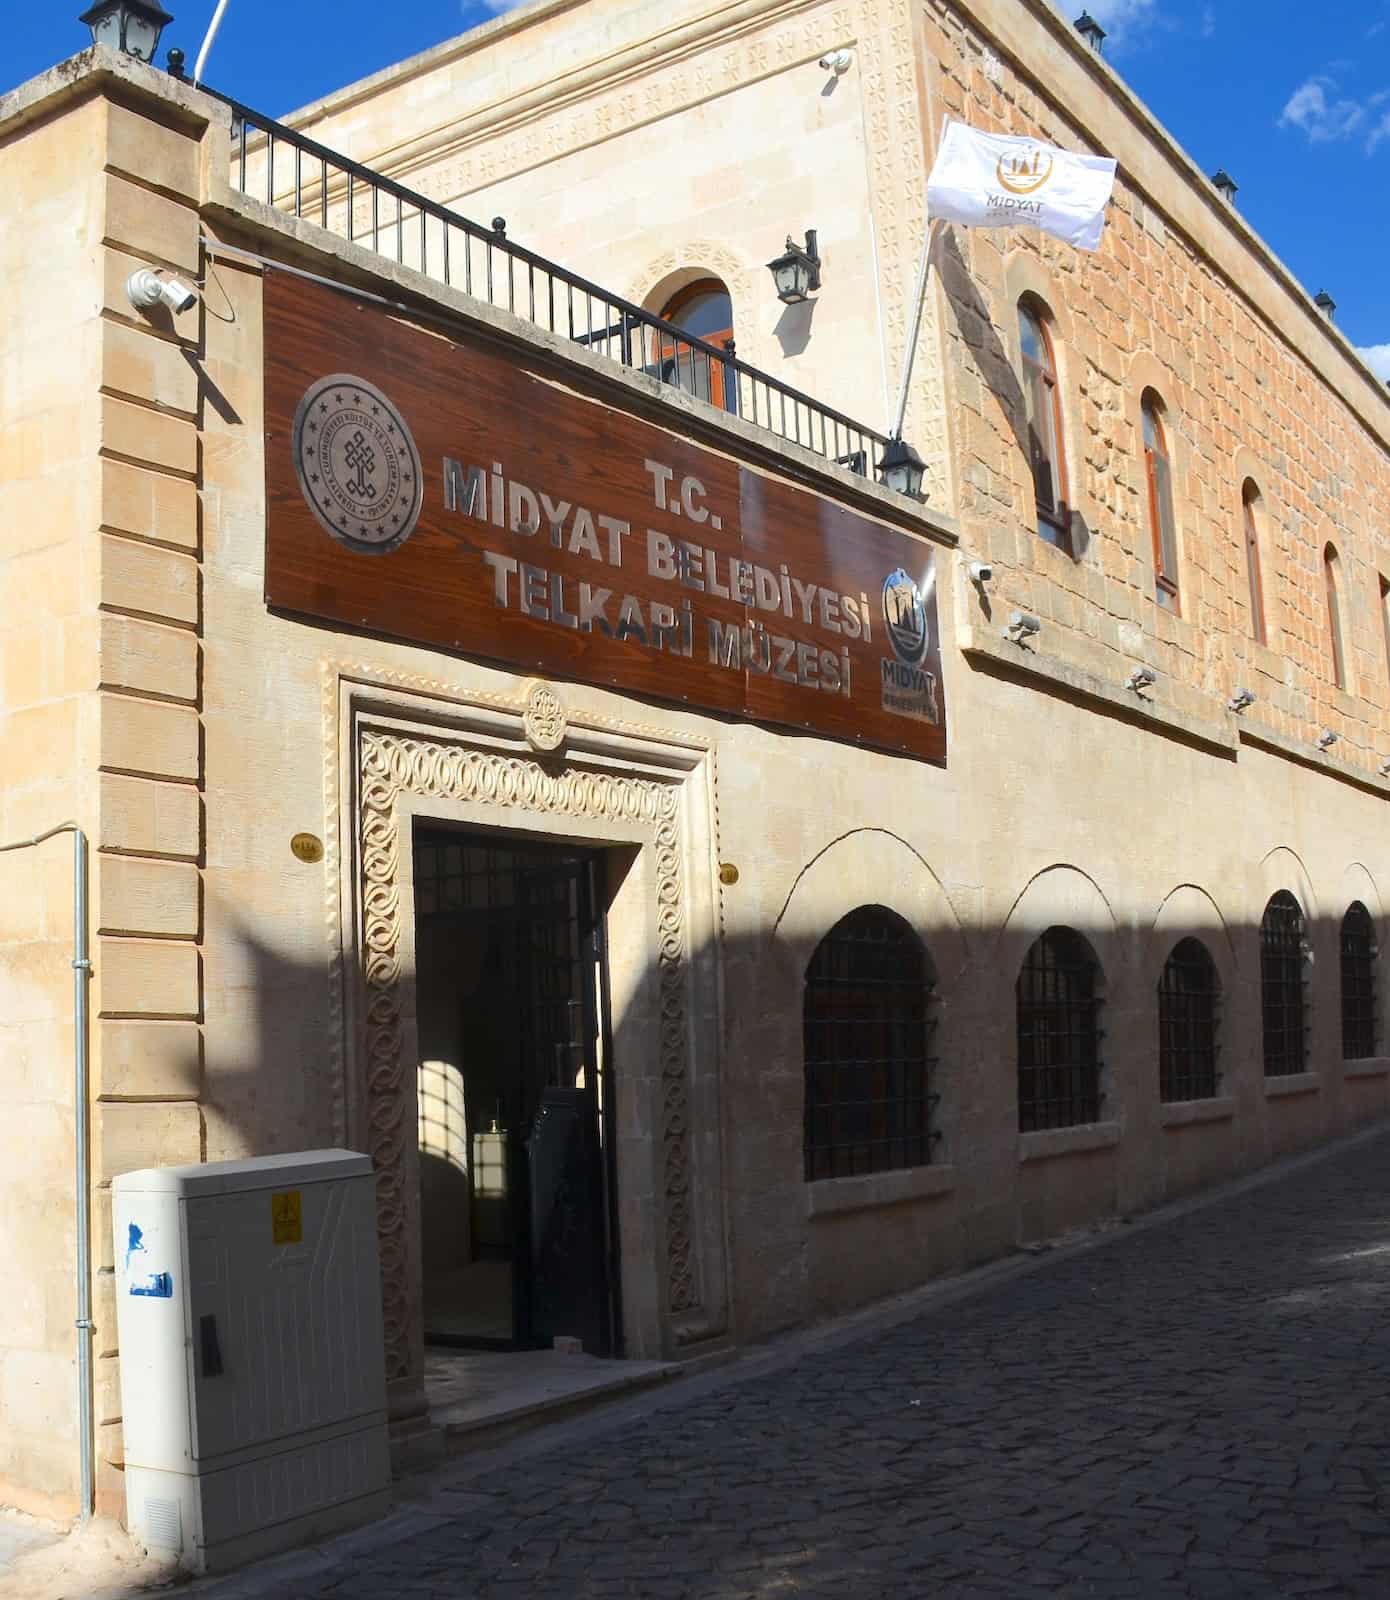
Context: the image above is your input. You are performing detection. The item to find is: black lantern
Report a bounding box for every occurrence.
[877,436,927,500]
[766,229,821,305]
[1210,168,1238,204]
[80,0,174,64]
[1074,11,1106,52]
[1314,289,1336,321]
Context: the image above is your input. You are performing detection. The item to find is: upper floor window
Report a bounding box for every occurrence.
[1017,927,1101,1131]
[1324,544,1346,689]
[1018,299,1070,553]
[655,279,737,414]
[1380,574,1390,691]
[1341,902,1378,1061]
[1260,891,1307,1077]
[1242,481,1267,646]
[1158,938,1220,1103]
[1142,391,1179,611]
[803,907,936,1181]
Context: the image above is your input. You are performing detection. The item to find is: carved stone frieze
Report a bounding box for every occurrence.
[355,727,699,1383]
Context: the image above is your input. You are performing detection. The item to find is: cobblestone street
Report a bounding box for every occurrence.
[194,1129,1390,1600]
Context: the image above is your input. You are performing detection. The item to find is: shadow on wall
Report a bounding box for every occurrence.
[936,227,1095,562]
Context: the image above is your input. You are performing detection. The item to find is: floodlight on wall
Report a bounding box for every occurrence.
[126,267,197,315]
[876,436,927,499]
[766,230,821,304]
[1003,611,1041,644]
[1317,728,1339,751]
[80,0,173,63]
[818,49,853,74]
[1228,687,1257,713]
[968,560,994,586]
[1379,758,1390,778]
[1074,11,1106,51]
[1125,665,1157,693]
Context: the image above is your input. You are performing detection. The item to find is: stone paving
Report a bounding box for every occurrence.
[193,1129,1390,1599]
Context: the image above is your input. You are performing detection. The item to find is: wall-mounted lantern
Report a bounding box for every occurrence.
[877,435,927,499]
[767,230,822,305]
[79,0,174,63]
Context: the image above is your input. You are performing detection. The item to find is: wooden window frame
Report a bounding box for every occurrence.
[1018,300,1072,555]
[1324,543,1346,691]
[657,278,736,413]
[1242,482,1267,646]
[1142,393,1180,612]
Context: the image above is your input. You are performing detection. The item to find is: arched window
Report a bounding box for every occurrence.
[1158,938,1220,1102]
[655,278,737,414]
[1323,543,1345,689]
[1242,481,1267,646]
[1142,390,1180,610]
[1260,891,1306,1077]
[1341,901,1378,1060]
[1018,299,1070,553]
[803,907,936,1181]
[1017,926,1101,1131]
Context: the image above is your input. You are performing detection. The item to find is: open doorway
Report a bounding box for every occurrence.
[414,826,619,1356]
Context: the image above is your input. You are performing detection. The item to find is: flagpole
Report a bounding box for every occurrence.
[888,115,950,441]
[888,217,943,439]
[193,0,231,87]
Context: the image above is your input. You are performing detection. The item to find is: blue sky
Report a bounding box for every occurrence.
[9,0,1389,377]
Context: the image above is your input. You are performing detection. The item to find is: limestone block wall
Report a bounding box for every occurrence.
[0,88,103,1521]
[921,0,1390,778]
[0,59,220,1520]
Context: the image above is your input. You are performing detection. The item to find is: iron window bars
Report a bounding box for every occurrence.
[1017,926,1102,1131]
[803,907,937,1182]
[213,91,889,480]
[1158,937,1220,1102]
[1260,891,1307,1077]
[1340,901,1378,1061]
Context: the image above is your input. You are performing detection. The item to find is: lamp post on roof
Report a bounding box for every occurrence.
[1074,11,1106,52]
[79,0,173,64]
[1210,169,1238,204]
[1314,289,1336,322]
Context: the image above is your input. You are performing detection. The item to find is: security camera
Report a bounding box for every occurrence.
[968,561,993,585]
[1002,611,1040,643]
[126,268,198,316]
[818,49,853,74]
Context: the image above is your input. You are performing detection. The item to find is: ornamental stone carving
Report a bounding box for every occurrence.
[355,729,698,1385]
[522,680,568,751]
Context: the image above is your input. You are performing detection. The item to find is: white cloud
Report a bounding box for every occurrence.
[1357,343,1390,382]
[1279,76,1366,141]
[470,0,531,14]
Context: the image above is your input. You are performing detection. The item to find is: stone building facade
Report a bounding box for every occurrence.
[1,0,1388,1537]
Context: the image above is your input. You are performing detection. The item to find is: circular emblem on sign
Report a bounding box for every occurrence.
[290,832,324,863]
[883,568,930,667]
[291,374,423,556]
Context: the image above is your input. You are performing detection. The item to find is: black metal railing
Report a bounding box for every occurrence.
[213,91,889,478]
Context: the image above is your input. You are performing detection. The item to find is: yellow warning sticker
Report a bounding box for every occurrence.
[271,1189,303,1245]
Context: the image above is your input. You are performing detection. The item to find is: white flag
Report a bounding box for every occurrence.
[926,121,1117,252]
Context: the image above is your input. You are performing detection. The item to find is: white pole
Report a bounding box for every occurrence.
[193,0,231,87]
[888,218,943,440]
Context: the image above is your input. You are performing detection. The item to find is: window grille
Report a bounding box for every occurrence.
[1341,901,1378,1060]
[1158,938,1220,1102]
[1017,927,1101,1131]
[1261,891,1306,1077]
[803,907,936,1182]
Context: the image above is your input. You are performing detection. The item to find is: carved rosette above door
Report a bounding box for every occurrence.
[355,729,700,1388]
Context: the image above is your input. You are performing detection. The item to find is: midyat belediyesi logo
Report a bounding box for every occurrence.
[995,147,1055,196]
[882,568,930,666]
[292,374,424,555]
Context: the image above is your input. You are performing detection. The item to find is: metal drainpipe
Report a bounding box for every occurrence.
[0,824,93,1518]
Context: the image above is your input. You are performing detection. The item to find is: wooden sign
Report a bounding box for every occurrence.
[263,270,947,764]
